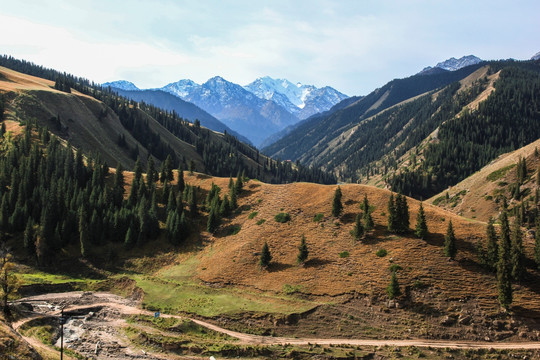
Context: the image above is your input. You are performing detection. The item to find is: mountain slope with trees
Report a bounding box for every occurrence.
[0,56,335,185]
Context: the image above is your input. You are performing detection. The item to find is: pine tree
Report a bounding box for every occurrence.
[387,271,401,300]
[395,194,409,233]
[353,213,364,240]
[188,186,197,217]
[78,206,89,258]
[415,202,428,239]
[235,171,243,194]
[177,169,185,192]
[485,217,499,271]
[362,195,374,231]
[387,193,396,232]
[444,220,457,259]
[497,210,513,309]
[331,186,343,217]
[23,219,35,256]
[260,242,272,268]
[297,235,309,265]
[147,157,157,186]
[510,219,525,281]
[160,154,174,183]
[229,185,238,210]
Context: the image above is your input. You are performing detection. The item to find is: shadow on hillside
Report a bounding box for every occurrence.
[304,258,333,268]
[512,305,540,320]
[407,300,443,317]
[268,262,295,272]
[340,212,357,224]
[344,199,358,206]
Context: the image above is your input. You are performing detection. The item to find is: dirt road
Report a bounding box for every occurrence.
[11,291,540,358]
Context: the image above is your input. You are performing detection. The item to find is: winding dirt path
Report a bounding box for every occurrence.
[11,291,540,352]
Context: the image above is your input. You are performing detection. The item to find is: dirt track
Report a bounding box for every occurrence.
[11,291,540,358]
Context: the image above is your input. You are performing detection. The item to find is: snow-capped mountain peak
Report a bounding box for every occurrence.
[531,51,540,61]
[419,55,483,74]
[102,80,139,91]
[244,76,347,118]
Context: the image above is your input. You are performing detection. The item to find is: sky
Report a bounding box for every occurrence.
[1,0,539,96]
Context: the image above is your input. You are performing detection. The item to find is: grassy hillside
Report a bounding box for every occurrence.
[429,138,540,223]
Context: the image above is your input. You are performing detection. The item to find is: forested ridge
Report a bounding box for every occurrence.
[390,63,540,198]
[0,55,336,185]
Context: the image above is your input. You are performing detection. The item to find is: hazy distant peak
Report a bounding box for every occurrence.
[532,51,540,60]
[102,80,139,91]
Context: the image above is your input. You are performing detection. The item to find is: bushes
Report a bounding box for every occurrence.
[274,212,291,223]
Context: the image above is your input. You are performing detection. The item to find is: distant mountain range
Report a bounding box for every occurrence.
[104,77,348,147]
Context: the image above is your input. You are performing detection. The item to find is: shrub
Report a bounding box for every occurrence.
[313,213,324,222]
[376,249,388,257]
[256,219,266,225]
[274,212,291,223]
[248,211,258,219]
[389,264,402,272]
[339,251,350,258]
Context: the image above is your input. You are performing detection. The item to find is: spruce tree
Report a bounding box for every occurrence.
[485,217,499,271]
[444,220,457,260]
[395,194,409,233]
[362,195,374,231]
[497,210,513,309]
[23,219,35,256]
[147,157,157,185]
[260,242,272,268]
[235,171,243,194]
[415,202,428,239]
[78,206,89,258]
[387,271,401,300]
[229,185,238,210]
[177,169,185,192]
[353,213,364,240]
[510,219,525,281]
[331,186,343,217]
[297,235,309,265]
[387,193,396,232]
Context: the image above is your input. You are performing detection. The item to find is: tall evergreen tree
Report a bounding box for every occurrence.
[297,235,309,265]
[510,219,525,281]
[353,213,364,240]
[497,210,513,309]
[485,217,499,271]
[146,157,157,186]
[260,242,272,268]
[387,193,396,232]
[387,271,401,300]
[444,220,457,259]
[160,154,174,183]
[78,205,89,258]
[414,202,428,239]
[395,194,409,233]
[362,195,374,231]
[331,186,343,217]
[177,168,185,192]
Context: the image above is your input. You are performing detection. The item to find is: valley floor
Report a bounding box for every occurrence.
[8,291,540,360]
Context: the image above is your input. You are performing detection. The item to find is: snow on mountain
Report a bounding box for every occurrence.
[160,76,298,146]
[532,51,540,61]
[244,76,348,119]
[102,80,139,91]
[419,55,483,74]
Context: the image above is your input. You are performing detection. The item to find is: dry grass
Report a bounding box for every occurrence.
[429,137,540,223]
[178,174,540,318]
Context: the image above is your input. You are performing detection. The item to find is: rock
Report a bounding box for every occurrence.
[458,314,472,325]
[493,320,505,330]
[441,316,455,326]
[387,300,396,308]
[518,331,528,338]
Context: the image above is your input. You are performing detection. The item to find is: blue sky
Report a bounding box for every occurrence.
[1,0,539,95]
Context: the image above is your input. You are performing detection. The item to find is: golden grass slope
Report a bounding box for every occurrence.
[429,138,540,223]
[0,66,203,171]
[182,174,540,317]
